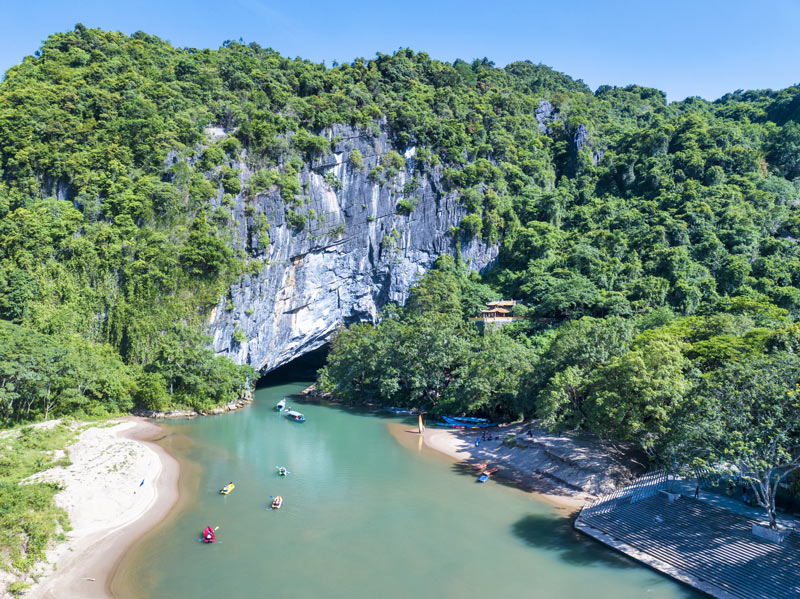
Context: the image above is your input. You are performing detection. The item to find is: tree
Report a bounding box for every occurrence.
[695,353,800,529]
[405,258,463,319]
[586,331,692,453]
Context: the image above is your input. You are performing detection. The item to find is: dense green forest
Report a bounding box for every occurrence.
[1,26,800,497]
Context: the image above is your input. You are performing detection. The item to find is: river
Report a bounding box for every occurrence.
[112,381,701,598]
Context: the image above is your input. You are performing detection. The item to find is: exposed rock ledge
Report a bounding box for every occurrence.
[207,123,499,374]
[131,389,253,419]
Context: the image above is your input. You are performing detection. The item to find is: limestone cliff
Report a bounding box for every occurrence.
[207,124,499,373]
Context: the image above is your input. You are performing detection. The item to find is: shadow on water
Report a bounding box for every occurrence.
[511,514,706,598]
[511,513,637,569]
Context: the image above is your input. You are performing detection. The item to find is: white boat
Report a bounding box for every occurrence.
[275,398,286,411]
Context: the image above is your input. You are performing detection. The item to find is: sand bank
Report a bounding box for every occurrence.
[399,421,644,513]
[23,419,178,599]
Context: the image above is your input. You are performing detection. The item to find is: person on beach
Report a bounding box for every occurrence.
[694,485,700,499]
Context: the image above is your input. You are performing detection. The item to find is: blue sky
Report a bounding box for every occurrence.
[1,0,797,102]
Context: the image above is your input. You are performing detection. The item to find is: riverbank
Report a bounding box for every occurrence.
[411,422,645,512]
[21,419,178,599]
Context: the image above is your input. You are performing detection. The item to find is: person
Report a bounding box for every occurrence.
[694,485,700,499]
[527,429,533,438]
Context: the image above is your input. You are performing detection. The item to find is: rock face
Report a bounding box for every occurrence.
[208,124,499,373]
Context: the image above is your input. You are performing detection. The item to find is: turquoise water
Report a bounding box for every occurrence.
[115,381,701,598]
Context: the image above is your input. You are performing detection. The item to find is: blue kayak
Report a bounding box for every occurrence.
[448,416,489,423]
[442,416,495,428]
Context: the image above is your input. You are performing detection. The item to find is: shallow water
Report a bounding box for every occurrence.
[113,381,701,598]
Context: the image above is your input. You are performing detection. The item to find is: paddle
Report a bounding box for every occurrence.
[198,526,220,543]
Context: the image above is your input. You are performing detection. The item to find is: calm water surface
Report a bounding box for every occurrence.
[114,381,701,598]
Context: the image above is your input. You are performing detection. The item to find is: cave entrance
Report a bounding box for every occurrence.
[256,344,330,387]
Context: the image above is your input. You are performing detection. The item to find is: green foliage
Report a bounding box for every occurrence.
[348,148,364,170]
[285,210,307,232]
[0,422,76,575]
[232,326,247,344]
[5,26,800,482]
[0,321,135,424]
[685,353,800,527]
[395,199,415,215]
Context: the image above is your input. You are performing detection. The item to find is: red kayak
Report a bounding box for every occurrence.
[202,526,215,543]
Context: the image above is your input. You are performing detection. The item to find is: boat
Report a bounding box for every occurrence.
[219,482,235,495]
[478,466,498,483]
[271,495,283,509]
[277,466,288,476]
[442,416,495,428]
[385,406,418,415]
[275,398,286,411]
[285,410,305,422]
[202,526,215,543]
[434,421,467,429]
[472,462,489,470]
[443,415,491,425]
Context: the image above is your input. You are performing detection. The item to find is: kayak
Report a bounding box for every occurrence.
[277,466,288,476]
[385,406,417,415]
[220,483,235,495]
[447,416,489,424]
[202,526,215,543]
[285,410,305,422]
[478,467,498,483]
[442,416,495,428]
[271,495,283,509]
[275,398,286,411]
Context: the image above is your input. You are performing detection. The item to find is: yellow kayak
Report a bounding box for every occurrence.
[220,483,235,495]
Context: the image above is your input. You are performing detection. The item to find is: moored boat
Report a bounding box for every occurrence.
[275,398,286,411]
[271,495,283,509]
[219,482,235,495]
[442,416,495,428]
[477,473,489,483]
[385,406,418,415]
[472,461,489,470]
[285,410,305,422]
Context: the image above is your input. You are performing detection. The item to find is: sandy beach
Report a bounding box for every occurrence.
[396,420,645,513]
[19,419,179,599]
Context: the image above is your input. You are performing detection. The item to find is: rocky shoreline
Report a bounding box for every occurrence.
[131,389,254,419]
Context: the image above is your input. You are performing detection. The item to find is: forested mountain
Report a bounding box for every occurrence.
[2,25,800,457]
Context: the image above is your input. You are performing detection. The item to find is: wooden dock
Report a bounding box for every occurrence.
[575,488,800,598]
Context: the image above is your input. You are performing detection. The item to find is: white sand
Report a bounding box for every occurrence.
[7,419,179,599]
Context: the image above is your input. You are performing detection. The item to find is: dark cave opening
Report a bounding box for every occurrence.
[256,344,330,387]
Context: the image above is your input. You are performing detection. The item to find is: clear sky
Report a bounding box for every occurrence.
[1,0,797,102]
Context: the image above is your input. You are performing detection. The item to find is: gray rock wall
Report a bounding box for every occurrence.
[208,124,499,373]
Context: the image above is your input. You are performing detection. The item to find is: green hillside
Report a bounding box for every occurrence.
[1,25,800,452]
